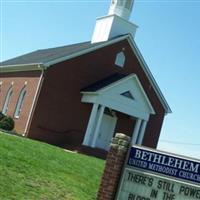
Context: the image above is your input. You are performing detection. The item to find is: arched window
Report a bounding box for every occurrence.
[2,86,13,114]
[14,87,26,118]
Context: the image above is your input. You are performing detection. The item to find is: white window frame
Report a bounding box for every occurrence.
[2,86,13,114]
[115,51,126,68]
[14,87,26,119]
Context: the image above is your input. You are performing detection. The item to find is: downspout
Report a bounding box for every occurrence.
[24,64,45,136]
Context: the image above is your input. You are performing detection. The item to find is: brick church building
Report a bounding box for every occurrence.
[0,0,171,154]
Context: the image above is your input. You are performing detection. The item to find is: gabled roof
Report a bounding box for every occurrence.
[0,34,171,113]
[0,35,129,72]
[0,41,104,66]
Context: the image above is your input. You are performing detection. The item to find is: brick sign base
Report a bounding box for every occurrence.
[96,133,130,200]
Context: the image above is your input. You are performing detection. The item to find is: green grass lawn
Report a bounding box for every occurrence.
[0,132,105,200]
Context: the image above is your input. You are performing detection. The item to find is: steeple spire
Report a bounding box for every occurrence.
[108,0,134,20]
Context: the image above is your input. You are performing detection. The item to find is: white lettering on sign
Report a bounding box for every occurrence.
[116,169,200,200]
[134,149,200,173]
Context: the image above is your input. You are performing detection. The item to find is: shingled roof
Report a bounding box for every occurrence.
[82,73,128,92]
[0,41,104,66]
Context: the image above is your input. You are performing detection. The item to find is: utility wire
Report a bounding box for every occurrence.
[160,140,200,146]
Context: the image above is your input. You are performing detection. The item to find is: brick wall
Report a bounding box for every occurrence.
[97,133,130,200]
[0,71,41,134]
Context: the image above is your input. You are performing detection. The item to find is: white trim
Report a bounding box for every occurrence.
[14,87,26,119]
[131,118,142,145]
[91,105,105,148]
[126,36,171,114]
[136,120,147,145]
[2,86,13,114]
[93,74,155,114]
[82,103,99,146]
[24,70,44,136]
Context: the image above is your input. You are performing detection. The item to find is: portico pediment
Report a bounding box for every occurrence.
[81,73,155,121]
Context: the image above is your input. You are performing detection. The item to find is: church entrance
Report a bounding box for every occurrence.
[81,73,155,151]
[96,113,117,151]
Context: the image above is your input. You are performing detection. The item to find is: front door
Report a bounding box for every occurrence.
[96,113,117,151]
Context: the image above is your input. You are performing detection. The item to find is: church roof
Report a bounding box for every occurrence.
[82,73,128,92]
[0,41,105,66]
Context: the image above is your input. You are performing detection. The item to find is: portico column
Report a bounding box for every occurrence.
[136,120,147,145]
[131,118,142,145]
[83,103,99,146]
[91,105,105,148]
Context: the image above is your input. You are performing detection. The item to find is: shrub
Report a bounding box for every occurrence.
[0,112,5,121]
[0,116,15,131]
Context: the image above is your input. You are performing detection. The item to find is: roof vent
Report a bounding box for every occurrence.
[121,91,135,100]
[115,51,126,67]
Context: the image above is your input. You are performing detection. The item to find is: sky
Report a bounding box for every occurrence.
[0,0,200,159]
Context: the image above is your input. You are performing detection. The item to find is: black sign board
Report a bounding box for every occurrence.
[127,146,200,184]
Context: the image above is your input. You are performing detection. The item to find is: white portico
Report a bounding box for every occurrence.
[81,73,155,151]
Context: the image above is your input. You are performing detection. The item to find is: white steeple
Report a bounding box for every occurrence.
[91,0,137,43]
[108,0,134,20]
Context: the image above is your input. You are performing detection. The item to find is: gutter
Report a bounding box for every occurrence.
[0,63,44,73]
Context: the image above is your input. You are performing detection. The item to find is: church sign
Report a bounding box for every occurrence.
[116,146,200,200]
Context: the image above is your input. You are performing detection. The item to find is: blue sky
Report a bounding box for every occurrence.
[1,0,200,159]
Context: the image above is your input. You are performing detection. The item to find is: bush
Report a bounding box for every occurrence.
[0,116,15,131]
[0,112,5,121]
